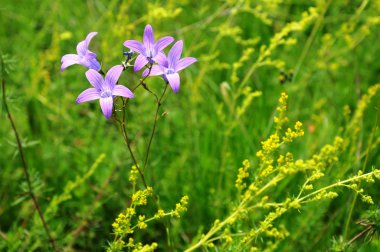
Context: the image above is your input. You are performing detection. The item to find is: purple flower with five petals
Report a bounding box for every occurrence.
[61,32,101,71]
[143,40,197,93]
[123,24,174,72]
[76,65,134,119]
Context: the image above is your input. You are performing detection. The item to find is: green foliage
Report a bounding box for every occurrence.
[1,0,380,251]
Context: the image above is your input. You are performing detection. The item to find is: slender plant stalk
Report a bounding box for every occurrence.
[121,99,148,188]
[297,171,376,203]
[343,97,380,240]
[185,201,245,252]
[1,56,60,252]
[185,174,283,252]
[116,65,153,189]
[292,0,332,82]
[143,83,169,172]
[347,224,374,246]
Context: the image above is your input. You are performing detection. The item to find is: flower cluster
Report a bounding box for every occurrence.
[61,24,197,118]
[109,186,189,252]
[235,159,251,192]
[185,91,380,252]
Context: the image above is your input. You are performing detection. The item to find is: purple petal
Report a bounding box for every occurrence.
[61,54,79,71]
[85,69,104,90]
[85,51,97,59]
[99,96,113,119]
[81,50,100,70]
[123,40,144,54]
[112,85,134,98]
[76,41,87,56]
[175,57,197,72]
[152,52,168,67]
[106,65,123,88]
[76,32,97,56]
[76,88,100,103]
[154,36,174,52]
[166,73,180,93]
[143,24,154,47]
[134,54,149,72]
[168,40,183,68]
[86,58,101,71]
[85,32,98,46]
[81,57,101,71]
[61,54,78,62]
[142,65,164,77]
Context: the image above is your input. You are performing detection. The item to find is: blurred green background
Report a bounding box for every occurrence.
[1,0,380,251]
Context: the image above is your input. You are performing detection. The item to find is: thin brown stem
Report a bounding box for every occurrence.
[132,64,153,92]
[119,99,148,188]
[114,65,154,189]
[1,55,59,252]
[143,83,168,172]
[347,225,374,246]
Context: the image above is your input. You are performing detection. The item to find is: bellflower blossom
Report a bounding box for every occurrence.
[61,32,101,71]
[76,65,134,119]
[142,40,197,93]
[123,24,174,72]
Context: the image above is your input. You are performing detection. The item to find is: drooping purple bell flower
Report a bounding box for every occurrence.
[61,32,101,71]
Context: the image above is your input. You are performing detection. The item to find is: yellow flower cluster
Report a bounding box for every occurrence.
[231,48,255,85]
[347,84,380,135]
[112,211,134,237]
[235,159,251,191]
[154,209,165,219]
[282,121,304,143]
[310,137,344,170]
[186,89,380,251]
[109,187,189,251]
[274,92,289,132]
[129,165,139,184]
[131,187,153,206]
[236,87,262,118]
[317,2,380,71]
[261,134,280,154]
[173,196,189,218]
[255,7,318,71]
[137,215,148,230]
[147,3,182,20]
[125,237,158,252]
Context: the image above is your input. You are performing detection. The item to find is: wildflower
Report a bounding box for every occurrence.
[143,40,197,93]
[61,32,101,71]
[76,65,134,119]
[123,24,174,72]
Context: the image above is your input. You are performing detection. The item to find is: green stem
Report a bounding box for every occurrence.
[131,211,174,230]
[186,174,284,251]
[185,202,244,252]
[116,65,154,189]
[1,54,60,252]
[343,97,380,240]
[120,113,148,189]
[297,171,375,203]
[292,0,332,82]
[143,83,169,172]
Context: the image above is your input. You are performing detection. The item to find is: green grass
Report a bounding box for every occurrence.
[1,0,380,251]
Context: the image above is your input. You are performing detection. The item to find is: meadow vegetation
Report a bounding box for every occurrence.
[1,0,380,251]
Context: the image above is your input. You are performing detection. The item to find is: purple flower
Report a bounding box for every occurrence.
[61,32,101,71]
[76,65,134,119]
[142,40,197,93]
[123,24,174,72]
